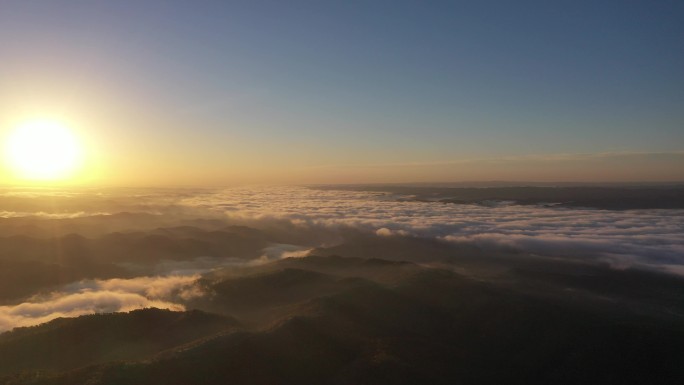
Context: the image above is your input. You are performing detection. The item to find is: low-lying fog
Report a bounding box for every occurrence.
[1,185,682,331]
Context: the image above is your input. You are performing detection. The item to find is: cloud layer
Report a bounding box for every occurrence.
[1,186,683,332]
[180,187,684,270]
[2,185,682,270]
[0,275,200,332]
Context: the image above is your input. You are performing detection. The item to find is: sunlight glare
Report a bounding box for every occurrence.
[4,120,83,181]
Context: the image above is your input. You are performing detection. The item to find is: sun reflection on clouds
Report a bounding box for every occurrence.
[0,275,200,332]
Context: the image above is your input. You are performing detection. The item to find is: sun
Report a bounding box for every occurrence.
[4,120,83,181]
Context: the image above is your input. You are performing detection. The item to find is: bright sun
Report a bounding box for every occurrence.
[4,120,83,181]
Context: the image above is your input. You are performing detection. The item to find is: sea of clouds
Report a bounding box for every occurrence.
[1,185,682,331]
[181,186,684,269]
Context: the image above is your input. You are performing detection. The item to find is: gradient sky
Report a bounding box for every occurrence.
[0,0,682,185]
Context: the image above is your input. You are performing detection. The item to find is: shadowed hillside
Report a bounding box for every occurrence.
[0,308,238,376]
[2,255,683,384]
[0,226,270,303]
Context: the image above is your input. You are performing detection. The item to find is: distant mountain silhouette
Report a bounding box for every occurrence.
[322,185,684,209]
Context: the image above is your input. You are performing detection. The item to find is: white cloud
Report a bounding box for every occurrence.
[3,186,681,270]
[260,244,313,260]
[0,275,201,333]
[178,186,684,270]
[1,185,683,333]
[0,211,111,219]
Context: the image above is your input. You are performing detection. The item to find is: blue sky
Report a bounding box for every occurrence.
[0,0,682,184]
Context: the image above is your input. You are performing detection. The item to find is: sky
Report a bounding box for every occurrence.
[0,0,682,186]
